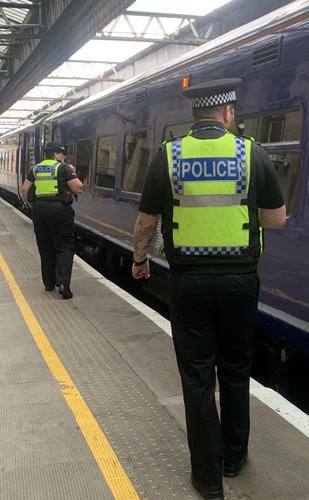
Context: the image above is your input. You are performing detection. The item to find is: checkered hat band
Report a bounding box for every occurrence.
[191,91,236,108]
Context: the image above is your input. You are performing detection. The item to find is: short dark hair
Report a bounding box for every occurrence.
[45,152,55,160]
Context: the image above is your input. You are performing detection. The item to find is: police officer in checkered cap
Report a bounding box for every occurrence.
[21,142,83,299]
[132,78,286,499]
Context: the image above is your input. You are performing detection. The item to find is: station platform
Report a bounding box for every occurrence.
[0,197,309,500]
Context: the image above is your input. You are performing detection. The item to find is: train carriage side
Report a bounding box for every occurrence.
[53,15,309,359]
[0,123,43,209]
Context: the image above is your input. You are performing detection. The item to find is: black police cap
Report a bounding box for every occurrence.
[44,142,67,154]
[182,78,243,109]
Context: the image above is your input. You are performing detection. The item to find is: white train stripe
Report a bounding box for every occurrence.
[259,302,309,333]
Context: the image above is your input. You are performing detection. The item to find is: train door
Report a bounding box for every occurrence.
[16,133,22,197]
[76,138,92,186]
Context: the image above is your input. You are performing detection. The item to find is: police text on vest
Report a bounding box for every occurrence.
[179,157,239,182]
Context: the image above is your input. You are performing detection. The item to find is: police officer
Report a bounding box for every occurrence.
[132,79,286,500]
[21,142,83,299]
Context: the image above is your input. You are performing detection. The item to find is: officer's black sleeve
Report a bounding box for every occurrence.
[60,163,78,182]
[26,170,35,182]
[254,144,285,209]
[138,148,168,214]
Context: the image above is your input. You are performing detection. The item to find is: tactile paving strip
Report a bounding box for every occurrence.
[0,221,199,500]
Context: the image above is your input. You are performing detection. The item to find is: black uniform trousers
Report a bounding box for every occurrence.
[32,201,75,287]
[168,271,259,488]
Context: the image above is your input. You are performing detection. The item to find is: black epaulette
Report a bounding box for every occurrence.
[234,133,255,141]
[163,134,187,144]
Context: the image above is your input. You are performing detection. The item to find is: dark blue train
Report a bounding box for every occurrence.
[1,1,309,388]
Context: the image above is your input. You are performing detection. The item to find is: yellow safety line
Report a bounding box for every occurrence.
[0,252,139,500]
[80,215,134,238]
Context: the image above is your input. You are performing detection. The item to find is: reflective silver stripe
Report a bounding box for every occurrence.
[173,193,245,207]
[235,137,247,194]
[34,176,56,180]
[171,138,184,195]
[177,245,247,256]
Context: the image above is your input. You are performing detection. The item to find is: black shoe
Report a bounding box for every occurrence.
[191,475,224,500]
[224,451,248,477]
[58,284,73,299]
[45,285,55,291]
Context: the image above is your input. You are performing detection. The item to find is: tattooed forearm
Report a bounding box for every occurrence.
[133,213,160,261]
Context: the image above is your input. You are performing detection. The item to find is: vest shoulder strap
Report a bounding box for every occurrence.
[163,133,187,145]
[234,133,255,142]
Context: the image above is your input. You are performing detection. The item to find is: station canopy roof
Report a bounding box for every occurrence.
[0,0,234,134]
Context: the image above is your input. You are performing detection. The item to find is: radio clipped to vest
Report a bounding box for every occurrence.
[61,188,76,204]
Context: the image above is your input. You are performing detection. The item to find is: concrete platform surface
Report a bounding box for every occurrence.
[0,198,309,500]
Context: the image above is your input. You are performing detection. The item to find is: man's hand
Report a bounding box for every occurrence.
[132,260,150,280]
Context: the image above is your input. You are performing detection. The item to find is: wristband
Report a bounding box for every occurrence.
[133,257,148,266]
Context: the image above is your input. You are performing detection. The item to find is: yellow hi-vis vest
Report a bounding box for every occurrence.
[33,160,61,198]
[164,131,262,258]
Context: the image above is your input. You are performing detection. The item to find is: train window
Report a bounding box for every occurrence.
[76,139,92,185]
[65,144,73,156]
[237,107,303,217]
[236,107,302,143]
[3,151,8,171]
[267,152,301,217]
[122,129,154,193]
[95,135,117,189]
[64,143,74,166]
[163,121,193,141]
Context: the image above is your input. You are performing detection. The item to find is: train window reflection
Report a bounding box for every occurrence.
[3,151,8,171]
[95,135,117,189]
[64,143,74,166]
[236,107,302,143]
[163,121,193,141]
[122,129,154,193]
[268,152,301,217]
[76,138,92,185]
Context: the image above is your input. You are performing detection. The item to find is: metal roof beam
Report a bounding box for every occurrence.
[0,24,44,28]
[94,35,202,45]
[0,2,37,8]
[7,109,50,112]
[19,97,72,101]
[43,76,124,82]
[0,0,137,114]
[125,11,208,19]
[0,54,19,59]
[0,33,43,39]
[69,59,121,64]
[35,83,76,87]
